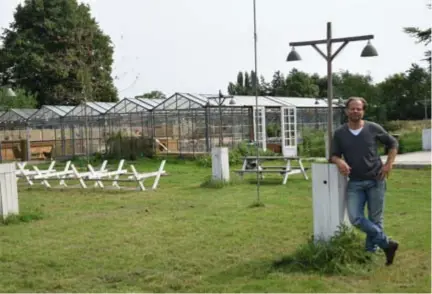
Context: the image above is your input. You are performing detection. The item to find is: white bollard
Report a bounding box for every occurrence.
[422,128,431,151]
[312,163,350,242]
[211,147,230,182]
[0,163,19,220]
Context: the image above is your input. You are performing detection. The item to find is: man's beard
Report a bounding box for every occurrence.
[348,116,362,122]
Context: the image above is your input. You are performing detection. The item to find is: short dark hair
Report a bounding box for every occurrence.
[345,97,367,110]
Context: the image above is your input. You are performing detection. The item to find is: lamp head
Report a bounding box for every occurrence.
[361,41,378,57]
[286,47,301,61]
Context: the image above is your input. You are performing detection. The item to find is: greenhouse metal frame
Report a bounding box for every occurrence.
[0,92,344,161]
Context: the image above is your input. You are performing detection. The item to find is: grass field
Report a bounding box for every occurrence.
[0,158,430,293]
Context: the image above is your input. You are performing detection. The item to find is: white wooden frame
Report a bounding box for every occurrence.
[14,159,167,192]
[281,106,297,157]
[252,106,267,151]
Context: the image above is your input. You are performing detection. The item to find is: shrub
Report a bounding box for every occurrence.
[105,131,154,160]
[298,128,326,157]
[398,130,422,154]
[273,224,376,275]
[195,142,277,168]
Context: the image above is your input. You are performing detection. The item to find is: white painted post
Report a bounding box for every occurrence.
[0,163,19,220]
[312,163,350,242]
[211,147,230,182]
[422,129,431,151]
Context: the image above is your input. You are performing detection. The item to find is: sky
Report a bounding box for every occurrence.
[0,0,430,99]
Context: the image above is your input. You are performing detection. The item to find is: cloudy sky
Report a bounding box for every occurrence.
[0,0,430,99]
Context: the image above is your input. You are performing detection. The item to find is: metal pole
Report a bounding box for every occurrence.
[85,97,89,164]
[326,22,333,162]
[424,98,428,120]
[253,0,261,203]
[219,99,223,146]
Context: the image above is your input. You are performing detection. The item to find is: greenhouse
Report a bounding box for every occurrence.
[0,93,344,161]
[0,108,38,161]
[151,92,344,156]
[62,102,116,158]
[103,97,165,159]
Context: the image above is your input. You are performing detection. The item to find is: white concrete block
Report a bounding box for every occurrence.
[422,128,431,151]
[312,163,350,242]
[0,163,19,219]
[211,147,230,182]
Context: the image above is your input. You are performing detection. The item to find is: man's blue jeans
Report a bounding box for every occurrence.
[347,179,390,252]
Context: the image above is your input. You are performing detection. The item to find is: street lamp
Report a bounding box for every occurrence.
[286,21,378,161]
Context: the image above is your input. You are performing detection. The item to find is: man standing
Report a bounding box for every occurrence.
[330,97,399,266]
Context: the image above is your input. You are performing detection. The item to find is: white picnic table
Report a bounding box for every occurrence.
[234,156,309,184]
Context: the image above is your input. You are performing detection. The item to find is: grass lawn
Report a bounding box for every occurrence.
[0,158,430,293]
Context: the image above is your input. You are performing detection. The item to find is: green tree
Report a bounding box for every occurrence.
[404,4,431,69]
[284,68,319,97]
[270,71,286,96]
[0,88,38,110]
[227,71,265,95]
[377,64,431,120]
[136,90,166,99]
[404,26,431,68]
[0,0,118,106]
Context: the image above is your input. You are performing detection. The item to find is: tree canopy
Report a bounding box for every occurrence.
[404,26,431,68]
[135,90,167,100]
[0,88,38,110]
[0,0,118,107]
[226,64,431,122]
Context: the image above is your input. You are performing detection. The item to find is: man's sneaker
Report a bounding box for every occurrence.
[383,240,399,266]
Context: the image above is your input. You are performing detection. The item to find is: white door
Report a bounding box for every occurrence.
[281,106,297,157]
[252,106,266,151]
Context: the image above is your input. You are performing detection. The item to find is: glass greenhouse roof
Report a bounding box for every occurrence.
[106,98,165,114]
[65,102,116,117]
[0,108,38,123]
[0,93,343,123]
[269,96,342,108]
[28,105,75,121]
[153,92,341,110]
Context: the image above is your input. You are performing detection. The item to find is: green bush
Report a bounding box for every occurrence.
[273,224,376,275]
[398,130,422,154]
[105,131,154,160]
[267,123,281,137]
[195,141,276,168]
[383,120,430,133]
[298,129,326,157]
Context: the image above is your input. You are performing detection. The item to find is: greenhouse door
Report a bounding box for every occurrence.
[281,106,297,157]
[253,106,266,151]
